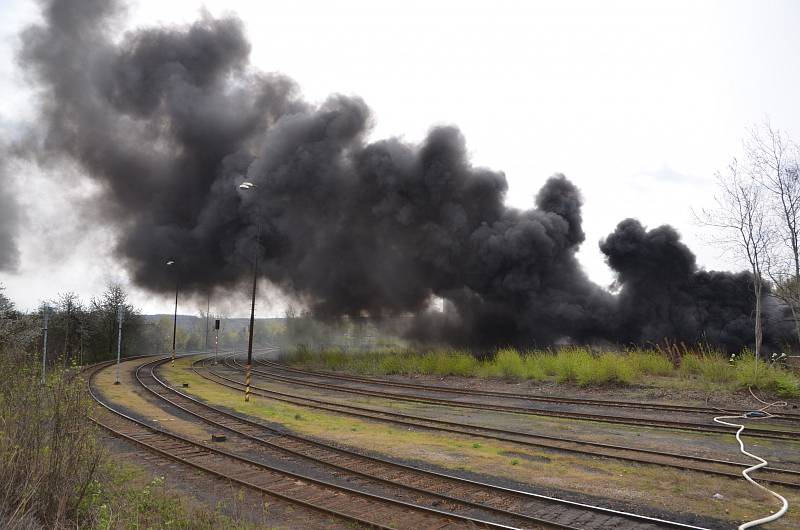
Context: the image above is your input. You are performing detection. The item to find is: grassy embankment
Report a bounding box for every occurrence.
[160,357,799,527]
[0,354,264,530]
[282,346,800,398]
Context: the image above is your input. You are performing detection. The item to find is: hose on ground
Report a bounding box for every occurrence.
[713,388,788,529]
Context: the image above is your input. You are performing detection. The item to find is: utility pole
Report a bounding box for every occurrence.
[214,318,220,365]
[166,260,178,366]
[238,181,261,403]
[205,293,210,352]
[245,231,259,402]
[114,305,124,385]
[41,306,49,384]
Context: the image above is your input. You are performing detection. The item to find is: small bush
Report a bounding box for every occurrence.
[491,348,527,379]
[0,354,103,528]
[575,353,636,386]
[439,351,479,377]
[735,354,800,397]
[552,348,593,383]
[283,344,799,396]
[628,351,673,376]
[526,352,559,378]
[81,465,263,529]
[521,353,549,380]
[377,353,407,375]
[679,354,735,383]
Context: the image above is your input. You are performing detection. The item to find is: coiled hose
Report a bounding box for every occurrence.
[713,389,789,529]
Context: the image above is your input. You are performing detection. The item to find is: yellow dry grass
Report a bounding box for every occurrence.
[162,356,800,528]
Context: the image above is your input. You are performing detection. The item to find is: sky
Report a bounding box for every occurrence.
[1,0,799,317]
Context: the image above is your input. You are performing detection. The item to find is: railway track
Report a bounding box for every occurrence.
[199,355,800,489]
[245,357,800,442]
[139,357,711,529]
[87,358,538,529]
[255,357,800,421]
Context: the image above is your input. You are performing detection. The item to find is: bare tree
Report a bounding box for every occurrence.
[745,120,800,346]
[698,159,773,360]
[86,282,141,362]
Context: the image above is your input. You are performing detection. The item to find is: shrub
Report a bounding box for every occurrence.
[552,348,593,383]
[80,464,264,529]
[575,352,636,386]
[627,351,673,376]
[526,351,559,377]
[679,353,734,383]
[377,353,408,374]
[491,348,527,379]
[439,351,479,377]
[283,344,799,396]
[0,352,103,528]
[735,354,800,398]
[521,353,549,380]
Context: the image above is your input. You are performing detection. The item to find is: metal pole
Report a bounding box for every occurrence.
[205,293,210,352]
[172,274,179,367]
[114,305,124,385]
[41,307,49,384]
[245,228,260,402]
[214,324,219,365]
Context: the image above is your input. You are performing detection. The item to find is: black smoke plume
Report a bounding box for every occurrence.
[16,0,791,350]
[599,219,790,351]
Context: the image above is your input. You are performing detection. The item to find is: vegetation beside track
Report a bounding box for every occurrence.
[0,357,263,529]
[281,346,800,397]
[164,357,800,526]
[80,460,266,530]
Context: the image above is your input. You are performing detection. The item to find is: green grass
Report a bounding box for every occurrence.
[735,354,800,397]
[81,461,266,530]
[168,358,800,529]
[679,353,735,383]
[282,346,800,396]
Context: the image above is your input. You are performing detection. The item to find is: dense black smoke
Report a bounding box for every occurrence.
[599,219,791,350]
[15,0,791,349]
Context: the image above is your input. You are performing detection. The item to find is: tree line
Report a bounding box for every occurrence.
[1,283,156,367]
[0,282,397,370]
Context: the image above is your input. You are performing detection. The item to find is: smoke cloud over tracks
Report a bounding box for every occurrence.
[14,0,790,349]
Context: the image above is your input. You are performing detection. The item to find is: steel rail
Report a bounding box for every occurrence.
[137,358,584,529]
[85,359,524,530]
[255,357,800,421]
[179,356,734,528]
[245,358,800,442]
[205,355,800,488]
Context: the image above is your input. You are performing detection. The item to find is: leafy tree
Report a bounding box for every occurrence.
[84,282,142,363]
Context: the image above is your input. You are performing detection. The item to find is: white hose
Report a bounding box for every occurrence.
[713,389,789,529]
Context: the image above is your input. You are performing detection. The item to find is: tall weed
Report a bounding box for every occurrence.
[0,352,103,528]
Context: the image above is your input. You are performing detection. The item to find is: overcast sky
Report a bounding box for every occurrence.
[1,0,799,316]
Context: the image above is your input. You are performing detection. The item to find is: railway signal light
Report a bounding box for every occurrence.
[214,319,220,365]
